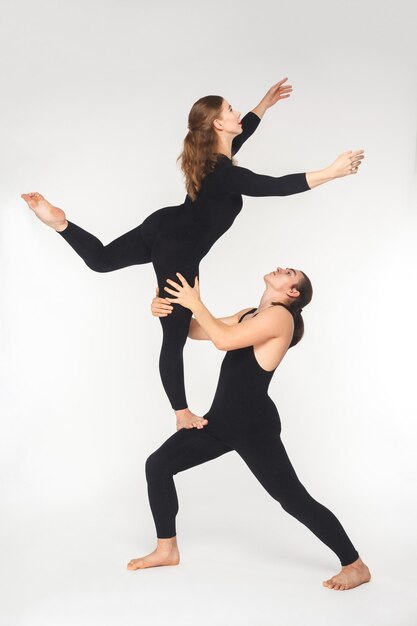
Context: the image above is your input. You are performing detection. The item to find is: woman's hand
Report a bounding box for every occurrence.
[164,273,201,312]
[262,77,293,108]
[252,78,293,118]
[329,150,365,178]
[151,287,174,317]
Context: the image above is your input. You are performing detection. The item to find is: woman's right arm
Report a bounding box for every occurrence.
[223,150,365,196]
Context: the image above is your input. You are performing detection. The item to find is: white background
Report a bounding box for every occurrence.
[1,0,416,624]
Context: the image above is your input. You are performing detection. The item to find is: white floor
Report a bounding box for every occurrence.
[2,507,416,626]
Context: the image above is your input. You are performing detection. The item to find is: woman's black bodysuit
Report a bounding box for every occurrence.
[58,113,311,409]
[145,309,360,567]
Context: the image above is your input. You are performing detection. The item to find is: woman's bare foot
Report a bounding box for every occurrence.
[175,407,208,431]
[127,537,180,570]
[323,556,371,590]
[21,192,68,231]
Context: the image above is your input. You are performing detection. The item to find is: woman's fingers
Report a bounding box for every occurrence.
[164,286,178,295]
[275,77,289,87]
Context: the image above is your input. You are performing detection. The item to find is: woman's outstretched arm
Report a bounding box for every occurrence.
[231,112,261,156]
[251,77,293,119]
[231,77,293,156]
[223,150,365,196]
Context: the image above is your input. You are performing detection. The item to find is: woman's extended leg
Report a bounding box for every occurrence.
[21,192,153,270]
[22,193,209,417]
[127,428,232,570]
[57,220,152,270]
[22,192,201,413]
[235,433,371,589]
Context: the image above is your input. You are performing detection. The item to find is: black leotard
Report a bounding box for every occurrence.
[145,309,360,566]
[58,113,311,410]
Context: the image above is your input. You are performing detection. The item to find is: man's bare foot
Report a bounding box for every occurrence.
[127,537,180,570]
[175,407,208,431]
[21,192,68,231]
[323,556,371,590]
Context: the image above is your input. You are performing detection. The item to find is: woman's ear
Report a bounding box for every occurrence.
[212,118,223,131]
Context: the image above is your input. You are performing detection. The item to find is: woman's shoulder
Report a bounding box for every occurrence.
[200,156,234,194]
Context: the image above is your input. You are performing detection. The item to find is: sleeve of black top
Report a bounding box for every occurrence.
[231,112,261,156]
[223,165,311,197]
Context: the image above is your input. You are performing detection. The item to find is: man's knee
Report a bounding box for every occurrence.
[145,451,163,483]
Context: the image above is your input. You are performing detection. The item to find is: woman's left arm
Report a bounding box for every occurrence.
[164,274,290,350]
[231,77,293,156]
[251,77,293,119]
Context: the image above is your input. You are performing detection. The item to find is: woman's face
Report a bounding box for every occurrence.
[213,100,242,135]
[264,267,302,297]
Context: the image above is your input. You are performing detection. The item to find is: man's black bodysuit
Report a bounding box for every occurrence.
[145,309,360,567]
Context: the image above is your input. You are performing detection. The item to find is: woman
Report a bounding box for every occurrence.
[126,269,371,591]
[21,78,364,429]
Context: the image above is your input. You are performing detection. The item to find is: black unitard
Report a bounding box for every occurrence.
[145,309,360,567]
[57,113,311,410]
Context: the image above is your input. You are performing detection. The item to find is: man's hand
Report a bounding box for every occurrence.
[164,273,201,313]
[151,287,174,317]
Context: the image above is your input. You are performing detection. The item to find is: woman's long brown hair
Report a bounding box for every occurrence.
[177,95,226,201]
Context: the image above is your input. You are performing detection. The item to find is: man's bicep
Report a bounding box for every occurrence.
[219,307,255,326]
[188,318,209,340]
[220,308,292,350]
[188,307,254,341]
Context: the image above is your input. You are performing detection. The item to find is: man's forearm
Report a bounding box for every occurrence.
[191,302,230,349]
